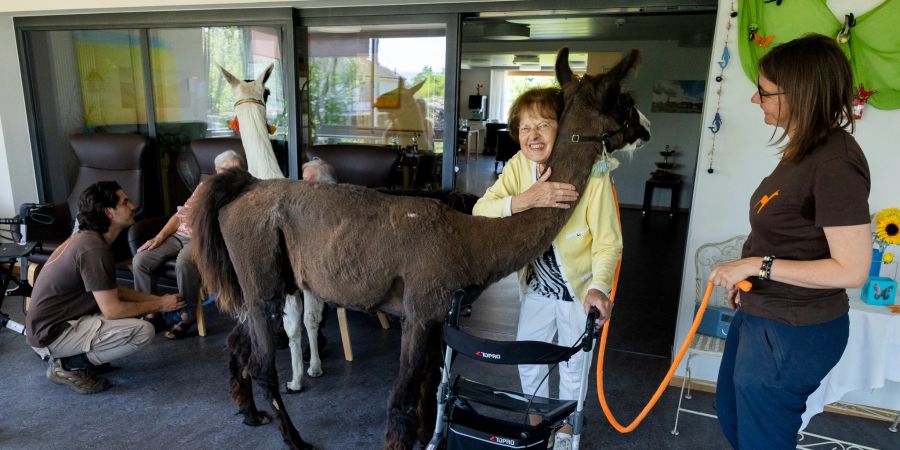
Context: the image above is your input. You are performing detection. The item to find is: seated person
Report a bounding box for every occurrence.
[132,150,246,339]
[289,157,336,360]
[302,157,337,183]
[25,181,185,394]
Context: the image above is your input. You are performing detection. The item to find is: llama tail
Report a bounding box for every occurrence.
[191,168,258,317]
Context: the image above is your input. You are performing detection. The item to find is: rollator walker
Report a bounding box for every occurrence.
[427,290,600,450]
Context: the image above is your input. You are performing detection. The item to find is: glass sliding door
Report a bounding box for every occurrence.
[23,29,149,203]
[20,14,293,213]
[305,23,448,189]
[148,26,288,211]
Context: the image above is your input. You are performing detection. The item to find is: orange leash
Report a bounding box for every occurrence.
[597,184,751,432]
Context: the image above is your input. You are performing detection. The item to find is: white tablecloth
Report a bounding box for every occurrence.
[801,295,900,429]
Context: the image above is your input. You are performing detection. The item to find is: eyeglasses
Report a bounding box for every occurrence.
[519,122,555,135]
[757,79,785,99]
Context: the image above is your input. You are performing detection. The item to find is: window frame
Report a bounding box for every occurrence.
[15,8,299,201]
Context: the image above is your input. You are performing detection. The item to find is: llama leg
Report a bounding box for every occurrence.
[416,324,442,446]
[384,319,433,450]
[283,293,304,393]
[227,324,271,426]
[247,306,313,450]
[302,289,325,378]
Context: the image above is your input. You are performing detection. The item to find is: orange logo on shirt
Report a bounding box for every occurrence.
[755,190,780,213]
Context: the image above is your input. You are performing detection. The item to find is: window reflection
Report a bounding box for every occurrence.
[308,26,446,155]
[23,25,287,209]
[150,26,286,210]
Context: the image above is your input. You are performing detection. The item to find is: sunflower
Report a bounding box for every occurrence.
[876,207,900,224]
[876,215,900,246]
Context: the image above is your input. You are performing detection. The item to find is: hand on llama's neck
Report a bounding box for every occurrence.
[459,46,649,287]
[461,137,597,284]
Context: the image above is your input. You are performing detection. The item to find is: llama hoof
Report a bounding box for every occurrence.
[284,382,302,394]
[243,411,272,426]
[307,367,323,378]
[289,442,317,450]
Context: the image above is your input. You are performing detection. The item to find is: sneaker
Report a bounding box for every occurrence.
[46,358,111,394]
[553,432,573,450]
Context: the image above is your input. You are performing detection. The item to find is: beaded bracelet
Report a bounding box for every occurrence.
[758,255,776,280]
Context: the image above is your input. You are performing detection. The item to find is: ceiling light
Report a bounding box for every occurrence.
[512,54,540,65]
[483,22,530,41]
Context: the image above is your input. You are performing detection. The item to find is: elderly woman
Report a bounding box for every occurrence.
[133,150,246,339]
[473,87,622,449]
[709,34,871,449]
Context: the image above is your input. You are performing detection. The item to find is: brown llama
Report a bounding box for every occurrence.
[192,47,650,450]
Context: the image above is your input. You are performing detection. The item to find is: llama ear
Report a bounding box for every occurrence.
[258,63,275,85]
[604,49,640,83]
[555,47,574,86]
[218,64,241,88]
[409,79,426,95]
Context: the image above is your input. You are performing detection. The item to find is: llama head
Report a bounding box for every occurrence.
[218,63,274,105]
[375,79,430,148]
[554,48,651,155]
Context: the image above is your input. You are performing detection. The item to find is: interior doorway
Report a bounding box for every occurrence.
[457,10,717,356]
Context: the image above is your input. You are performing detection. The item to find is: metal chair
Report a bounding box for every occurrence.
[671,234,747,436]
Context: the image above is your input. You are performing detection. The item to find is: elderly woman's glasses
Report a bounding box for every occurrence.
[519,122,555,135]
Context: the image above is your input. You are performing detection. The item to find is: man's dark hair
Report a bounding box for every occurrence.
[76,181,123,234]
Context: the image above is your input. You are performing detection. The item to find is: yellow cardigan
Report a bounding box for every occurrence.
[473,151,623,303]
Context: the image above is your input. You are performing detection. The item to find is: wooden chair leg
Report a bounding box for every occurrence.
[377,312,390,330]
[196,281,208,337]
[195,301,207,337]
[337,307,353,361]
[25,262,41,311]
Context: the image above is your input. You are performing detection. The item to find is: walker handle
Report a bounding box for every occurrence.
[736,280,753,292]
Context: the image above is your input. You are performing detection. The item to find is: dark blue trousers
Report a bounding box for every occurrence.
[716,310,848,450]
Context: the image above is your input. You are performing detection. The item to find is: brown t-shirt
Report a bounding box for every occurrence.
[741,129,870,326]
[25,230,117,347]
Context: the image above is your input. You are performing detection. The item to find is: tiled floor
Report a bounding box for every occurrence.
[0,156,895,449]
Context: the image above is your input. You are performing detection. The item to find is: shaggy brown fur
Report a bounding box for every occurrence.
[192,48,649,450]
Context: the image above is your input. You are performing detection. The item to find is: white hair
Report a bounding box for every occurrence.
[302,158,337,183]
[214,150,246,170]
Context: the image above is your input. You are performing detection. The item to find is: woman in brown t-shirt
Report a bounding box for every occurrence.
[708,34,871,449]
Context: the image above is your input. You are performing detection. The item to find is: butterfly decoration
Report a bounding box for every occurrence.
[837,13,856,44]
[857,83,878,101]
[764,0,784,5]
[708,112,722,134]
[718,47,731,69]
[748,24,759,42]
[754,33,776,47]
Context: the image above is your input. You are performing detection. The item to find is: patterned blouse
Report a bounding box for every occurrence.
[525,246,574,302]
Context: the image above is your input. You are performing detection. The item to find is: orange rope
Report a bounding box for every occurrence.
[596,184,750,432]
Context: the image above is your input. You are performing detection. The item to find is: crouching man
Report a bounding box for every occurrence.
[25,181,184,394]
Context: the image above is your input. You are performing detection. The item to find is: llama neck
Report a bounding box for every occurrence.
[463,140,597,284]
[235,104,285,180]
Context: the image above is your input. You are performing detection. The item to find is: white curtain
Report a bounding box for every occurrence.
[489,69,506,122]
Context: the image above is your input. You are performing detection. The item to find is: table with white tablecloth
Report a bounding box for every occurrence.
[802,295,900,429]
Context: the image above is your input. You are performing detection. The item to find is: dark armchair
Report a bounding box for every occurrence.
[495,129,518,174]
[124,138,243,337]
[306,144,400,188]
[484,122,507,156]
[23,133,154,266]
[193,138,247,181]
